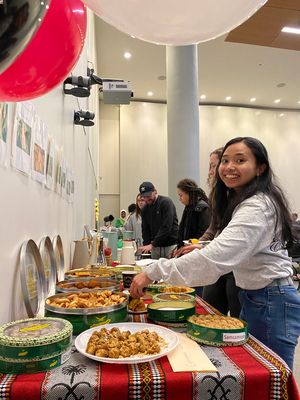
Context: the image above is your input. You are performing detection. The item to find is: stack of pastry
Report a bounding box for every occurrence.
[128,298,146,312]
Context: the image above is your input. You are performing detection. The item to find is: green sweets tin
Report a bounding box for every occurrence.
[0,317,73,360]
[187,314,248,347]
[159,286,196,296]
[153,293,195,303]
[0,346,71,374]
[145,283,168,295]
[147,301,195,323]
[45,291,128,334]
[56,278,120,293]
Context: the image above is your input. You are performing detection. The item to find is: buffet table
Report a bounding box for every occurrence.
[0,296,299,400]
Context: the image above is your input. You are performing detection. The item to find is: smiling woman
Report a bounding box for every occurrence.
[130,136,300,371]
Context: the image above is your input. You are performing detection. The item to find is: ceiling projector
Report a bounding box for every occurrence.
[102,80,133,105]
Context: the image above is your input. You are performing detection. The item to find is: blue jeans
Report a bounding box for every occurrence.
[239,285,300,370]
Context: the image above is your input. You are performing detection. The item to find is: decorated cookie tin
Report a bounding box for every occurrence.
[56,278,120,293]
[153,293,195,303]
[0,347,71,374]
[145,283,168,295]
[147,301,195,323]
[158,286,196,296]
[64,268,116,280]
[187,314,248,346]
[0,317,72,360]
[45,291,128,334]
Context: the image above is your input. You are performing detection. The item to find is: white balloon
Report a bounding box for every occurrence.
[83,0,267,45]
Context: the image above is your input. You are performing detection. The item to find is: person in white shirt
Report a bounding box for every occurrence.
[130,136,300,370]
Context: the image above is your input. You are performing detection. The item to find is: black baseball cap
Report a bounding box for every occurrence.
[139,181,155,197]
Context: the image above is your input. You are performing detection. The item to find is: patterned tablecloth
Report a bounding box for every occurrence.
[0,297,299,400]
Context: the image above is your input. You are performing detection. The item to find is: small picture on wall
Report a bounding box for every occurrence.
[0,102,9,167]
[33,143,45,174]
[16,118,31,155]
[12,102,35,175]
[0,103,8,143]
[45,136,55,190]
[47,153,53,177]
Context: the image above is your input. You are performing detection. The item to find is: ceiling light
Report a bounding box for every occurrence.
[124,52,132,59]
[147,91,153,96]
[282,26,300,35]
[250,97,256,102]
[200,94,206,100]
[225,96,231,101]
[279,113,284,117]
[274,99,281,103]
[298,100,300,104]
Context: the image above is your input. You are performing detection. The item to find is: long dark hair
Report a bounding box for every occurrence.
[135,194,143,218]
[177,178,208,208]
[211,137,293,247]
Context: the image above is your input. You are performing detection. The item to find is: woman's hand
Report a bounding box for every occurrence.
[174,244,202,257]
[130,272,152,298]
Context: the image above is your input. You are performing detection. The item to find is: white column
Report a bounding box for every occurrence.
[166,45,200,214]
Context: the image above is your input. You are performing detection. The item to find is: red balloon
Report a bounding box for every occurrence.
[0,0,87,101]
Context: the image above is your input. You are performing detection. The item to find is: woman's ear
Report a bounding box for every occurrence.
[257,163,266,176]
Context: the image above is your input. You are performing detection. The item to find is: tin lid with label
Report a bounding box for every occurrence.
[39,236,57,296]
[20,239,47,317]
[0,317,73,347]
[52,235,65,282]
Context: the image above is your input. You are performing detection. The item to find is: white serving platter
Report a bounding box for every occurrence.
[75,322,179,364]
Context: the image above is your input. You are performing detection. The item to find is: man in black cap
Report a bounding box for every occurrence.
[138,181,178,259]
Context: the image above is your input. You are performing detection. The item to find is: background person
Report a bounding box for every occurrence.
[115,209,127,228]
[202,147,241,317]
[131,137,300,370]
[138,181,178,259]
[176,178,210,248]
[177,147,241,317]
[176,178,210,295]
[123,194,145,244]
[127,203,136,217]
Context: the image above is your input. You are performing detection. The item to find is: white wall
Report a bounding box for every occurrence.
[99,102,300,221]
[0,12,99,324]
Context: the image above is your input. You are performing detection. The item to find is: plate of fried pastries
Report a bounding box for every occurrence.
[75,322,179,364]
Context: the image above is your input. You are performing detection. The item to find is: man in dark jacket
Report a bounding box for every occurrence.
[138,181,178,259]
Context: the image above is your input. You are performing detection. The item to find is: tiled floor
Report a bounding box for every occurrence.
[294,340,300,390]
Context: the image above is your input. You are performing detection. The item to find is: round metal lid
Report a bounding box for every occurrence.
[20,240,47,318]
[52,235,65,282]
[0,317,72,347]
[39,236,56,296]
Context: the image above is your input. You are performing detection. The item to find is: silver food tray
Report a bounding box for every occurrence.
[45,291,128,315]
[39,236,57,296]
[52,235,65,282]
[56,278,120,293]
[20,239,47,318]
